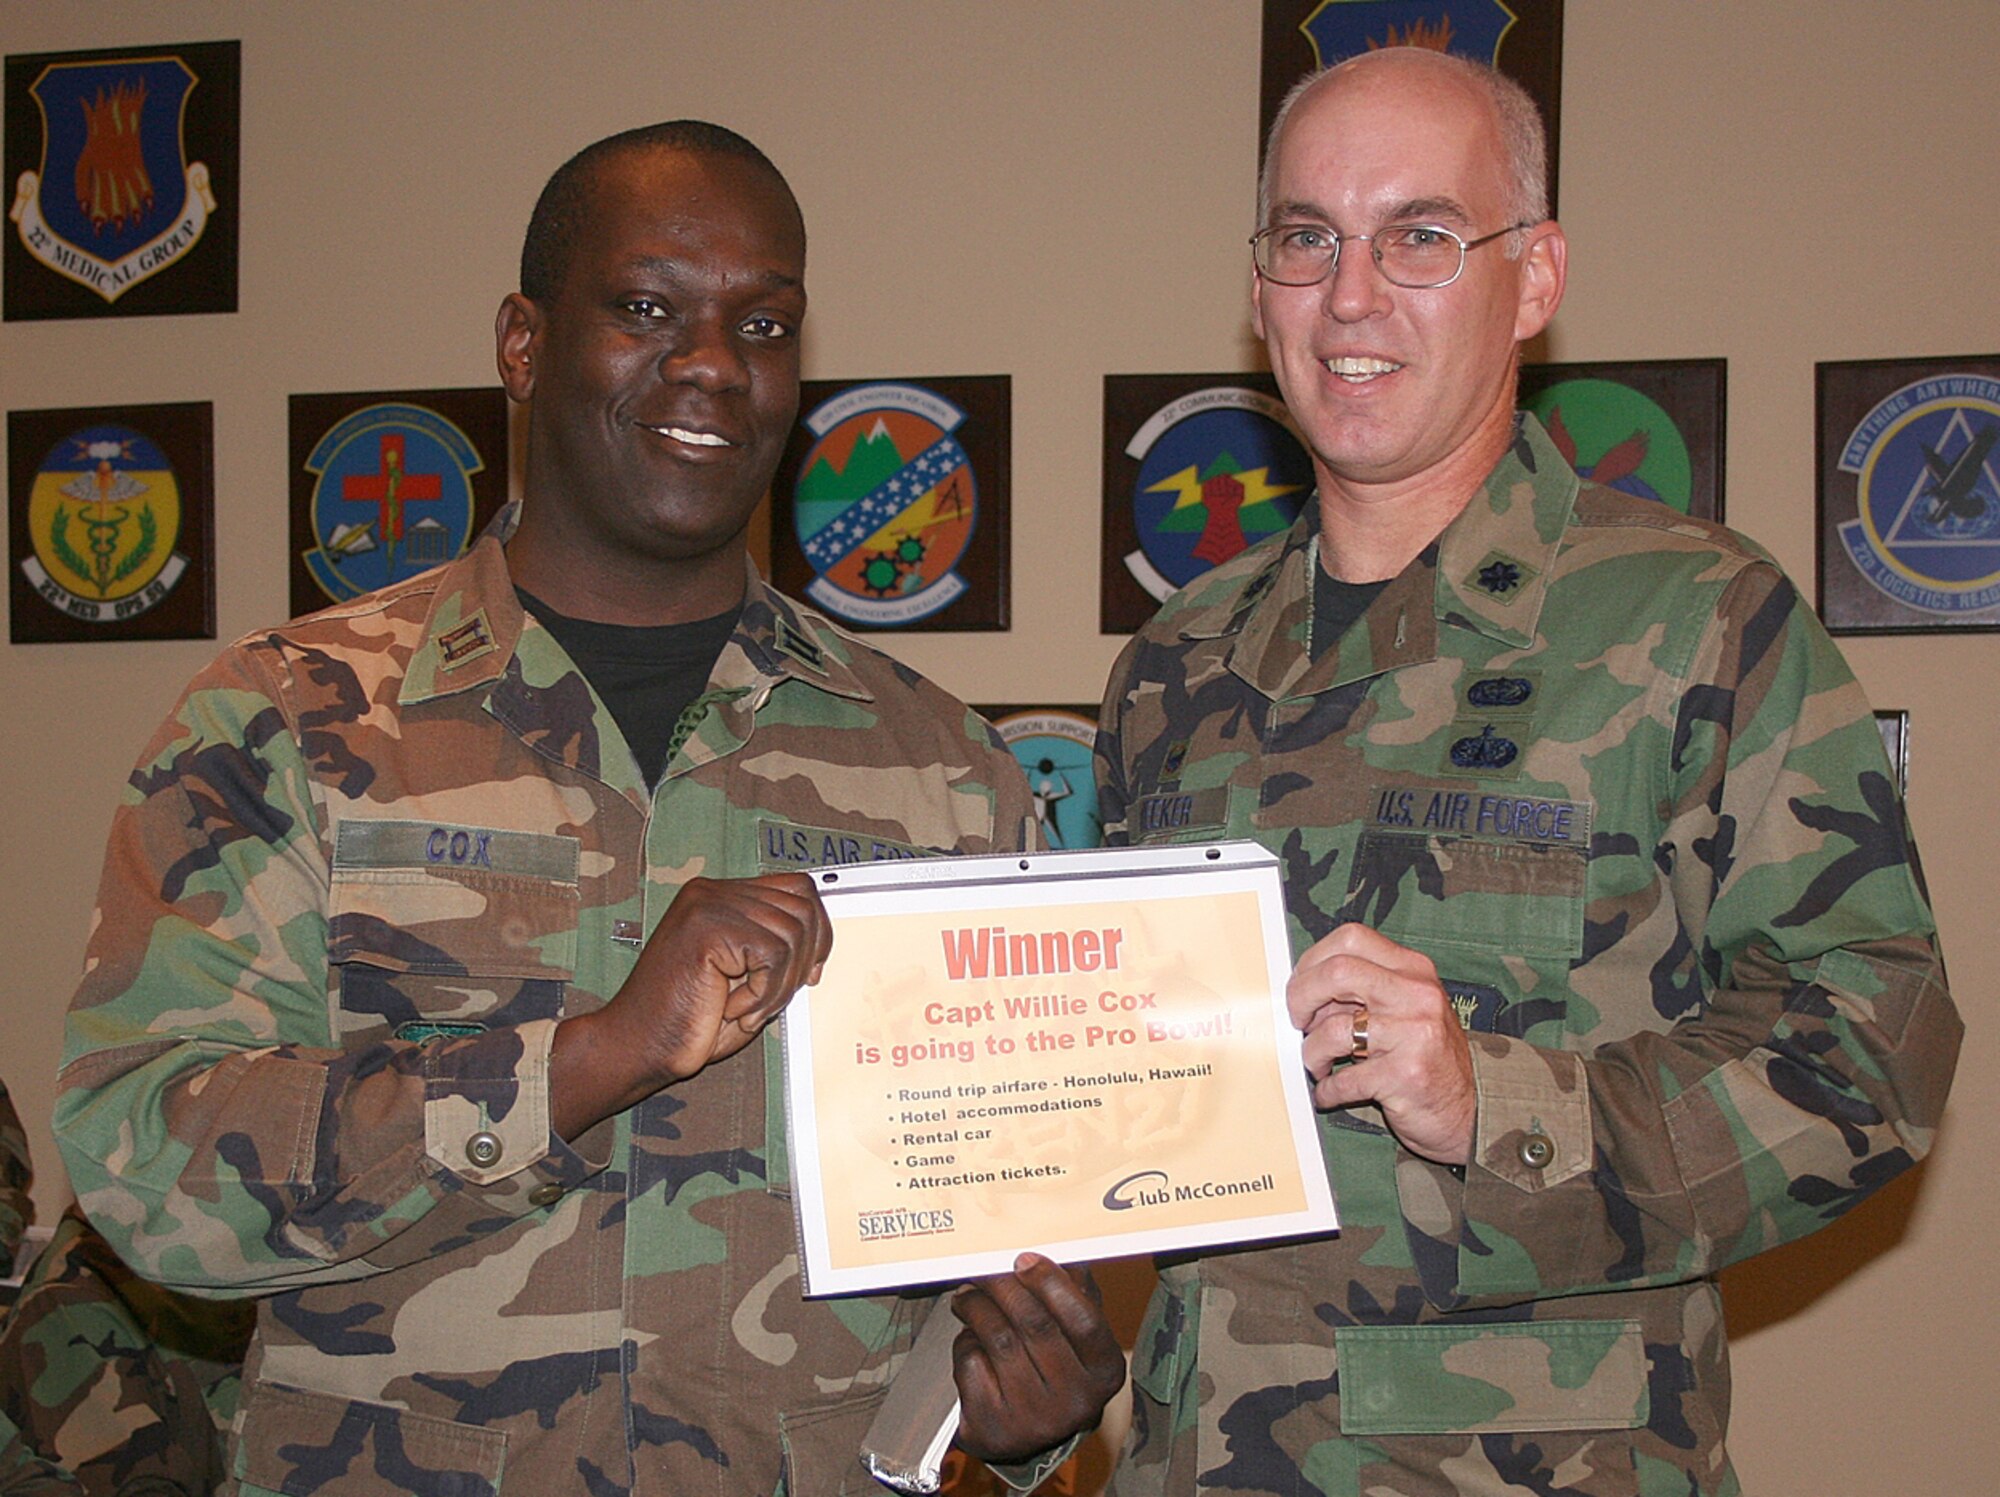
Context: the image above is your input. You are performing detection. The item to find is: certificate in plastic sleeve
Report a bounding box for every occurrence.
[782,842,1338,1296]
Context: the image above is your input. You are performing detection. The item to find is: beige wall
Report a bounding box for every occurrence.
[2,3,1993,1490]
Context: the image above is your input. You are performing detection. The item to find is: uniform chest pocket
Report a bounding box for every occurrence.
[1342,831,1587,960]
[328,820,580,1047]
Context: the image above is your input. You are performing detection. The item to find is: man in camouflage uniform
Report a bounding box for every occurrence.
[1097,50,1959,1496]
[0,1411,80,1496]
[0,1085,28,1272]
[0,1206,253,1496]
[0,1080,250,1495]
[55,122,1121,1496]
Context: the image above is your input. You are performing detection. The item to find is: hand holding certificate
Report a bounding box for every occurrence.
[783,842,1338,1297]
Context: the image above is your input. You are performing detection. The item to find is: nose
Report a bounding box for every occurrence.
[1322,239,1391,324]
[660,310,748,393]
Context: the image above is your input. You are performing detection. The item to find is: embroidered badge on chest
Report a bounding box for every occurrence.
[1442,722,1524,779]
[1459,670,1540,718]
[1442,980,1506,1033]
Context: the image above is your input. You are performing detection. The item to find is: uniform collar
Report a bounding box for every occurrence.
[399,502,875,708]
[1212,413,1581,701]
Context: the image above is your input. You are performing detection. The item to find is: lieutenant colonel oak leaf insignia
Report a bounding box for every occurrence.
[1467,550,1536,600]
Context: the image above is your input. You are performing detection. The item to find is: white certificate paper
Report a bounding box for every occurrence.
[783,842,1338,1296]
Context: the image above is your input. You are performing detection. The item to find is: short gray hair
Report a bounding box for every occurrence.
[1257,50,1548,254]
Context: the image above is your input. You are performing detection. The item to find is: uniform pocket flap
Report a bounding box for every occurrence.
[235,1380,507,1496]
[778,1388,891,1497]
[1345,831,1587,959]
[329,822,580,982]
[1334,1319,1647,1436]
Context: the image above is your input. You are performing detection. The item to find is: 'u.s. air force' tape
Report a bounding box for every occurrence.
[1369,785,1592,846]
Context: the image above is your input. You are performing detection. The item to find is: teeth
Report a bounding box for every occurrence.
[648,425,732,447]
[1324,356,1401,381]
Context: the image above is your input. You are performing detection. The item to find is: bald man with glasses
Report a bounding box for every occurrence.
[1096,47,1958,1497]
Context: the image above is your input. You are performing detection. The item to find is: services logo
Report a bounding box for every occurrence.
[854,1205,956,1243]
[1834,374,2000,620]
[4,41,239,320]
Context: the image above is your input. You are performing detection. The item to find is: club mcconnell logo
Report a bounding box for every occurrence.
[1102,1168,1276,1210]
[302,403,483,604]
[9,53,217,302]
[1836,374,2000,616]
[1123,387,1310,602]
[22,424,191,623]
[791,382,978,625]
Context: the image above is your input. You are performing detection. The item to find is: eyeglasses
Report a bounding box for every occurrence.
[1249,220,1535,290]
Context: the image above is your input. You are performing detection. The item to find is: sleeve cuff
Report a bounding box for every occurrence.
[984,1433,1082,1493]
[1467,1033,1592,1192]
[422,1017,560,1185]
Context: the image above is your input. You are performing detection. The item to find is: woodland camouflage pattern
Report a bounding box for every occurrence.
[1096,416,1960,1497]
[0,1206,252,1496]
[0,1408,80,1496]
[55,509,1037,1496]
[0,1084,29,1265]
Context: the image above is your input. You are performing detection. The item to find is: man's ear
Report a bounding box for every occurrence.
[1250,267,1268,343]
[1513,223,1567,342]
[495,293,542,402]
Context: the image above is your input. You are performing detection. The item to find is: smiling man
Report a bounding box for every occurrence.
[1097,50,1958,1496]
[55,122,1121,1496]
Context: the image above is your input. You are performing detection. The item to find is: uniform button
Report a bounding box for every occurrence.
[528,1183,564,1209]
[466,1131,504,1169]
[1518,1132,1555,1170]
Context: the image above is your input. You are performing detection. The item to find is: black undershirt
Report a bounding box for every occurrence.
[516,588,740,789]
[1310,561,1390,660]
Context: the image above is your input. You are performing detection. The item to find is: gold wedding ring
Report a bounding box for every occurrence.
[1350,1005,1370,1062]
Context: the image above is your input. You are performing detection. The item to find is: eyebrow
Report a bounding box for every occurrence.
[620,255,805,293]
[1385,196,1476,226]
[1267,195,1477,229]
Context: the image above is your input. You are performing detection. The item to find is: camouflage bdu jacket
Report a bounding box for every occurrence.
[1096,416,1959,1497]
[0,1410,80,1497]
[0,1083,30,1265]
[55,512,1036,1497]
[0,1206,253,1497]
